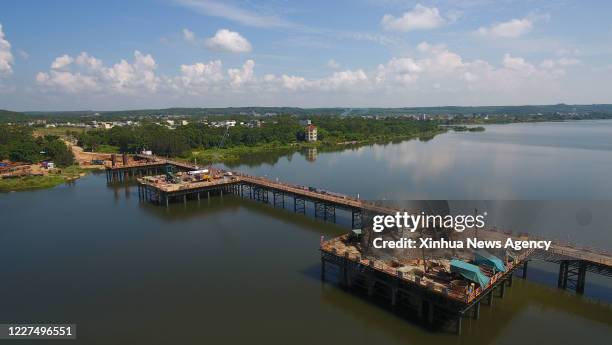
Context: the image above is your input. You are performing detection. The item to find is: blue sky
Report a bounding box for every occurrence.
[0,0,611,110]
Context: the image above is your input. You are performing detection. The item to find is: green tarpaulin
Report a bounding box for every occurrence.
[450,259,490,287]
[474,249,506,273]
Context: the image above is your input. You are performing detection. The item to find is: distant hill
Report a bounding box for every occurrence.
[6,104,612,120]
[92,104,612,119]
[0,109,28,123]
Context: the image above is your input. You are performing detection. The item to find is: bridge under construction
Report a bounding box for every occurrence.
[106,154,612,334]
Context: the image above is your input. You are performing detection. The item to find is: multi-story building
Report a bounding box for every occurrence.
[305,124,317,142]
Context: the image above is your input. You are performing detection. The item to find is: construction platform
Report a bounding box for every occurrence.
[320,234,532,334]
[104,154,198,183]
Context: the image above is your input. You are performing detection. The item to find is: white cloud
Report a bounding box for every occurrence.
[36,70,99,93]
[176,60,224,94]
[174,0,291,28]
[37,51,160,94]
[51,54,74,69]
[502,54,535,74]
[205,29,252,53]
[381,4,445,32]
[540,57,582,70]
[75,52,103,70]
[322,69,368,90]
[280,75,307,91]
[182,28,196,42]
[0,24,14,76]
[227,59,255,87]
[477,17,533,38]
[104,51,159,93]
[327,59,340,69]
[375,43,466,86]
[33,42,587,107]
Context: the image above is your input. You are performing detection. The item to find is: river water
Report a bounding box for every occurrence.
[1,120,611,344]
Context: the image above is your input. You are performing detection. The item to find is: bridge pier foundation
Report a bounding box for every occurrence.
[521,260,528,279]
[315,202,336,223]
[558,260,569,289]
[558,260,587,295]
[577,261,587,294]
[273,191,285,208]
[351,209,362,229]
[294,197,305,214]
[252,187,268,203]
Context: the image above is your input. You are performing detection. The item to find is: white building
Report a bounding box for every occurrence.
[305,124,317,142]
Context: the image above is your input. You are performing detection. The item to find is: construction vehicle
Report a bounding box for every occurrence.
[164,165,180,184]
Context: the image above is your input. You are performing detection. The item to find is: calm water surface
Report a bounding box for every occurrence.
[1,120,611,344]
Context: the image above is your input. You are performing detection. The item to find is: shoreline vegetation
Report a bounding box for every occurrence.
[1,124,80,192]
[186,128,446,164]
[72,115,445,162]
[2,111,611,192]
[1,117,448,192]
[0,166,90,193]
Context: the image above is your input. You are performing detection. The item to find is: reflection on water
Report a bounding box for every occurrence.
[0,121,611,344]
[225,120,612,200]
[306,147,317,162]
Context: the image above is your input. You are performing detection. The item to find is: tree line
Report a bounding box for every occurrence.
[76,116,440,156]
[0,125,74,167]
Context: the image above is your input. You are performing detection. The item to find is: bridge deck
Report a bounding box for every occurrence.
[125,155,612,270]
[548,244,612,267]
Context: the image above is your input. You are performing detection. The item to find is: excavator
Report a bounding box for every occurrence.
[164,164,180,184]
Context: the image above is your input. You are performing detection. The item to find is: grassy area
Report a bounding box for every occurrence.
[95,144,120,153]
[187,142,299,163]
[0,165,89,192]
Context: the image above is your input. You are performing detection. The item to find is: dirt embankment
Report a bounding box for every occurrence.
[67,142,112,169]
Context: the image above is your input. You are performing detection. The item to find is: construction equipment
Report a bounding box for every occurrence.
[164,165,180,184]
[206,124,230,171]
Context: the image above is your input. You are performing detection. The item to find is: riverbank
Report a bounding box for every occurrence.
[0,166,90,192]
[0,127,449,192]
[187,129,447,164]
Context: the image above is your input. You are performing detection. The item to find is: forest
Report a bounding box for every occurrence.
[0,125,74,167]
[75,115,441,157]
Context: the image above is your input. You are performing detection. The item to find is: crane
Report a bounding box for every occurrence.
[204,124,230,179]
